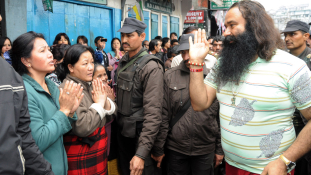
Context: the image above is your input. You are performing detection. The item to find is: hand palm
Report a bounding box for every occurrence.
[189,42,209,62]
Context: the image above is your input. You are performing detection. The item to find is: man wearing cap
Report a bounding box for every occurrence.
[283,20,311,69]
[116,17,164,175]
[171,26,217,69]
[283,19,311,175]
[151,33,223,174]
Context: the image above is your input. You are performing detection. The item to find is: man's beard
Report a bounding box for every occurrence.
[215,25,258,88]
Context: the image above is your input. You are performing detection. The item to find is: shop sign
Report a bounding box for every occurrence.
[184,10,205,23]
[145,0,172,14]
[210,0,239,10]
[78,0,107,5]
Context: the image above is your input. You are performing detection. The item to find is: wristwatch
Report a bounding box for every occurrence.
[279,154,296,172]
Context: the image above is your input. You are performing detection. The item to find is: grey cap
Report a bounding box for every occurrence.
[282,20,309,33]
[177,34,194,52]
[118,18,147,33]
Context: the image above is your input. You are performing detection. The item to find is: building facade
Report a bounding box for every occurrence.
[1,0,185,52]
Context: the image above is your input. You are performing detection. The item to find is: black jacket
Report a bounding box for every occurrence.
[0,59,53,175]
[153,61,223,156]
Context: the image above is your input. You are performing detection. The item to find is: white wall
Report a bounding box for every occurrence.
[107,0,122,9]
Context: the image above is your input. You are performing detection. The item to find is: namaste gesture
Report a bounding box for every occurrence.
[189,28,210,64]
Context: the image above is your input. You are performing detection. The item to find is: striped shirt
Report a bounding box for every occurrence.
[204,49,311,174]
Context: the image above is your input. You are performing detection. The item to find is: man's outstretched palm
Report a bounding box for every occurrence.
[189,28,210,63]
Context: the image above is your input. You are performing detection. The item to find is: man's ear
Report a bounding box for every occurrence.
[141,32,146,42]
[304,33,310,41]
[68,64,74,73]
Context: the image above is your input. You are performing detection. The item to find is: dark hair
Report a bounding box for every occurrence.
[162,37,170,48]
[94,36,103,44]
[230,0,283,60]
[53,33,71,45]
[207,36,214,41]
[111,38,121,51]
[182,26,199,34]
[0,37,12,54]
[136,30,143,36]
[155,36,162,40]
[93,62,108,76]
[11,32,45,75]
[212,35,225,44]
[57,44,95,82]
[148,39,160,52]
[77,35,88,45]
[51,44,70,62]
[170,32,177,39]
[167,45,179,58]
[170,39,178,46]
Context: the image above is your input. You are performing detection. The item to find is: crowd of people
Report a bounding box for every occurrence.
[1,0,311,175]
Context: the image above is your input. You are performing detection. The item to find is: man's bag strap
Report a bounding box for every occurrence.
[117,51,148,78]
[169,99,191,129]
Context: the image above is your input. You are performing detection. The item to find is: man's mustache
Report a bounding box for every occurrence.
[122,43,130,47]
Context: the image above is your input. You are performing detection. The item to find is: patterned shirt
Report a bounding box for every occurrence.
[204,49,311,174]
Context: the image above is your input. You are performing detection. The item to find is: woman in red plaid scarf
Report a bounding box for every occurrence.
[58,44,116,175]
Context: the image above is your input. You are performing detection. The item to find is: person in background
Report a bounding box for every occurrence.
[0,32,54,175]
[162,37,170,63]
[57,44,116,175]
[11,31,82,175]
[93,63,120,175]
[207,36,214,51]
[162,37,170,53]
[0,36,12,59]
[94,36,113,79]
[212,35,225,55]
[143,40,149,50]
[53,33,71,45]
[170,32,178,40]
[164,45,179,71]
[108,38,124,85]
[77,35,88,46]
[148,39,164,62]
[171,26,217,69]
[155,36,163,52]
[170,39,179,48]
[282,19,311,175]
[47,44,70,86]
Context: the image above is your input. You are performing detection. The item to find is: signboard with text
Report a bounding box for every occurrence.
[184,10,205,23]
[210,0,239,10]
[145,0,172,14]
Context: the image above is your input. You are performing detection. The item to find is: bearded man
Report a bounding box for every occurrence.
[189,1,311,175]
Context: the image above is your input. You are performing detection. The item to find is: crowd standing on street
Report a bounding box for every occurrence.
[1,1,311,174]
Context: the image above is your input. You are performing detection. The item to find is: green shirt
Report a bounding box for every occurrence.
[204,49,311,174]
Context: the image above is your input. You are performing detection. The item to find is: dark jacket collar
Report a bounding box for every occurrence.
[121,48,147,63]
[297,46,311,59]
[177,60,210,76]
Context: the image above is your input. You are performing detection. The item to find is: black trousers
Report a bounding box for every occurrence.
[167,149,214,175]
[117,129,161,175]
